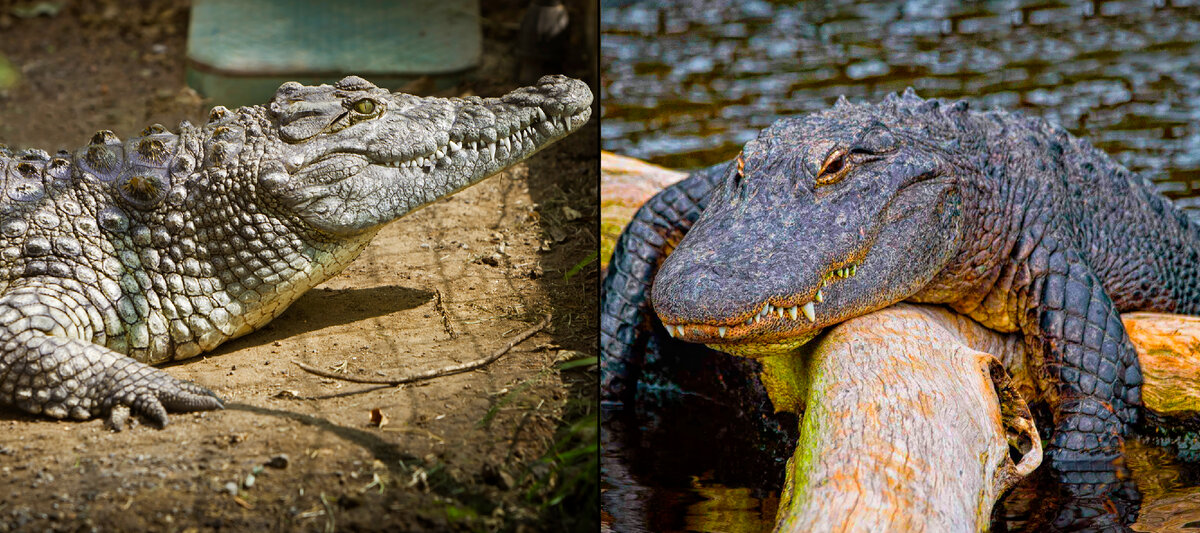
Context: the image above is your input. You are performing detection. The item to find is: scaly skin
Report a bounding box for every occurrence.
[601,89,1195,530]
[0,74,591,428]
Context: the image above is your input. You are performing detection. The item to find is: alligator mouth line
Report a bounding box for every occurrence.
[660,259,862,342]
[369,107,589,171]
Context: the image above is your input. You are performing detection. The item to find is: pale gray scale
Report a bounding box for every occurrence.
[125,135,179,168]
[97,206,130,234]
[74,145,125,181]
[6,172,44,203]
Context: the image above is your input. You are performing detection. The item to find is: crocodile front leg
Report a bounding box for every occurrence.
[600,163,725,403]
[0,281,223,428]
[1020,233,1143,530]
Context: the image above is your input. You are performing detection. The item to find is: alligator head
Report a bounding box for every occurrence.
[256,74,592,236]
[651,93,972,358]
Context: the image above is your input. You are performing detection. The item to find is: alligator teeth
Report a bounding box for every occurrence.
[435,149,445,159]
[449,140,461,153]
[815,288,823,303]
[665,324,677,338]
[776,307,784,318]
[536,108,547,122]
[787,306,798,320]
[718,327,727,338]
[802,302,816,322]
[488,143,496,161]
[501,137,511,152]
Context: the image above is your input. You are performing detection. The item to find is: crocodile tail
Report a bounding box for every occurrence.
[601,162,726,404]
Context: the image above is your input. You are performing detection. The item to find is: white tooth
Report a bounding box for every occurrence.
[450,141,461,152]
[435,149,445,159]
[536,108,546,121]
[753,315,760,324]
[745,318,752,326]
[802,302,816,322]
[788,306,798,320]
[666,325,677,338]
[776,307,784,318]
[502,137,511,152]
[718,327,727,338]
[815,288,823,303]
[488,143,496,160]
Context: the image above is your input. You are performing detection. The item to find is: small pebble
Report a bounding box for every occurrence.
[265,454,289,469]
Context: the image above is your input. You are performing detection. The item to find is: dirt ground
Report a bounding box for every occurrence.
[0,1,598,531]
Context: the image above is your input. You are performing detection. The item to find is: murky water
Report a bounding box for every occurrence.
[601,0,1200,530]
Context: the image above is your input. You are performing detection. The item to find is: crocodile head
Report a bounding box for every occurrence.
[651,94,971,358]
[257,74,592,236]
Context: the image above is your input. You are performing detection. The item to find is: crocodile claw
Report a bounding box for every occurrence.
[102,361,223,431]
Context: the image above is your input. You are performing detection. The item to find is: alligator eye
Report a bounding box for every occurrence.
[816,149,849,185]
[352,99,377,114]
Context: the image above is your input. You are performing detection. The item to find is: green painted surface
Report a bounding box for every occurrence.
[186,0,479,106]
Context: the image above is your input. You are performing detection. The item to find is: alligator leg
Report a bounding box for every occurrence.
[600,162,727,403]
[0,282,223,428]
[1021,236,1142,530]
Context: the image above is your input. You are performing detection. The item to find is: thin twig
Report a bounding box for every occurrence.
[295,314,552,386]
[434,289,457,339]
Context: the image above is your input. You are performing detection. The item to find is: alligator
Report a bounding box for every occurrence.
[600,89,1196,529]
[0,74,591,429]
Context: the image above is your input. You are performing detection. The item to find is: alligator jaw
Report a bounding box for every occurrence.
[660,259,863,357]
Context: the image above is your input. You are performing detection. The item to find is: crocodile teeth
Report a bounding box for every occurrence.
[745,317,753,326]
[718,327,727,338]
[787,306,798,320]
[488,143,496,161]
[815,288,823,303]
[665,324,677,337]
[536,108,547,121]
[850,265,857,276]
[449,140,462,152]
[802,302,816,322]
[435,149,445,159]
[501,137,511,152]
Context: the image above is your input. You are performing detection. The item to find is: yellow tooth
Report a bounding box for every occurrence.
[788,306,798,320]
[666,324,677,337]
[815,288,824,303]
[718,327,727,338]
[850,264,857,276]
[802,302,816,321]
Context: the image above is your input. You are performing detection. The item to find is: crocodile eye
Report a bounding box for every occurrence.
[816,148,849,185]
[352,99,377,115]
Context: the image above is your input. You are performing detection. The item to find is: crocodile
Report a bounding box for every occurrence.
[601,89,1196,529]
[0,74,591,429]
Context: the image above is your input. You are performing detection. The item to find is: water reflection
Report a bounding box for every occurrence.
[602,0,1200,210]
[602,0,1200,530]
